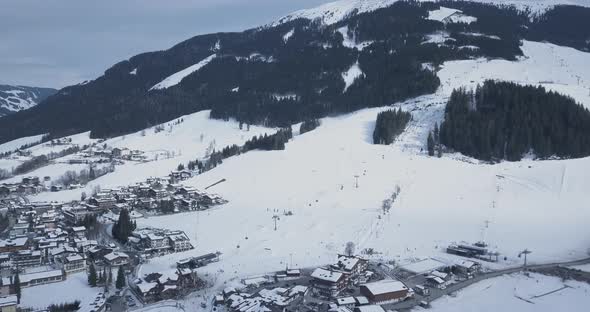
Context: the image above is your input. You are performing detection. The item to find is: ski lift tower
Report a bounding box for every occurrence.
[518,249,532,270]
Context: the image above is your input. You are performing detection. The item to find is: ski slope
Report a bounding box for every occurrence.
[150,54,217,90]
[134,39,590,293]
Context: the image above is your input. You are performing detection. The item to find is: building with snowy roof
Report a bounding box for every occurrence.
[360,279,410,303]
[310,268,347,298]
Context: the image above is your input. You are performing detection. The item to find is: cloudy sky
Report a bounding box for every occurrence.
[0,0,331,89]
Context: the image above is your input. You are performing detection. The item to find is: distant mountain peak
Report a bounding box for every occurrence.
[272,0,590,26]
[0,84,57,117]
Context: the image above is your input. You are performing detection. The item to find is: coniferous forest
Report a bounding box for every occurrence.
[373,109,412,145]
[439,80,590,161]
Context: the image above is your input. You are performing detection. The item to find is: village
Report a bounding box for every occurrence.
[0,160,227,312]
[207,249,487,312]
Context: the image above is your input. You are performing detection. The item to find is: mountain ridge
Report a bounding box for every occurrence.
[0,0,589,146]
[0,84,57,117]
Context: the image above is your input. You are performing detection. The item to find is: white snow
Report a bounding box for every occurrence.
[20,272,100,310]
[427,6,461,21]
[337,26,374,51]
[460,32,501,40]
[130,68,137,75]
[0,134,45,154]
[283,28,295,43]
[3,163,88,184]
[437,40,590,109]
[422,31,453,45]
[150,54,217,90]
[273,0,590,28]
[273,0,398,26]
[24,131,97,157]
[423,272,590,312]
[342,61,364,92]
[427,7,477,24]
[131,40,590,294]
[28,110,274,202]
[463,0,590,16]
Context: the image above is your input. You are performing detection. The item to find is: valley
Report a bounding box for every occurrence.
[1,1,590,312]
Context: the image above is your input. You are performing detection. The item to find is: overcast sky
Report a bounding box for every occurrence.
[0,0,331,89]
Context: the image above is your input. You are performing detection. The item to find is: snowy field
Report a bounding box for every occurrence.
[20,272,101,310]
[134,39,590,295]
[28,111,274,202]
[419,272,590,312]
[24,131,97,157]
[0,133,45,154]
[3,163,88,184]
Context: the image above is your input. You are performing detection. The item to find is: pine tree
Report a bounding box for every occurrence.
[112,209,134,243]
[427,132,435,156]
[14,271,21,304]
[116,266,126,289]
[434,122,440,143]
[88,263,97,287]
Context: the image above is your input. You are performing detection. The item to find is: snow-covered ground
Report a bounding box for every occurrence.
[20,272,101,310]
[419,272,590,312]
[150,54,217,90]
[427,6,477,24]
[342,61,364,92]
[0,134,45,154]
[28,111,274,202]
[3,163,88,184]
[24,131,97,157]
[273,0,398,26]
[134,39,590,295]
[337,26,374,51]
[438,40,590,109]
[273,0,590,27]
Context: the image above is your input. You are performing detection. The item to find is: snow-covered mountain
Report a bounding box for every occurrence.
[0,84,56,117]
[273,0,590,26]
[1,0,589,146]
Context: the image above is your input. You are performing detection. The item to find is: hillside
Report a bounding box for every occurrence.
[1,1,589,145]
[0,84,56,117]
[14,39,590,281]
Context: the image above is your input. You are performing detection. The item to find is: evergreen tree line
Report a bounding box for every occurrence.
[299,119,321,135]
[48,301,81,312]
[373,109,412,145]
[112,209,137,243]
[8,145,84,178]
[439,80,590,161]
[180,128,293,174]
